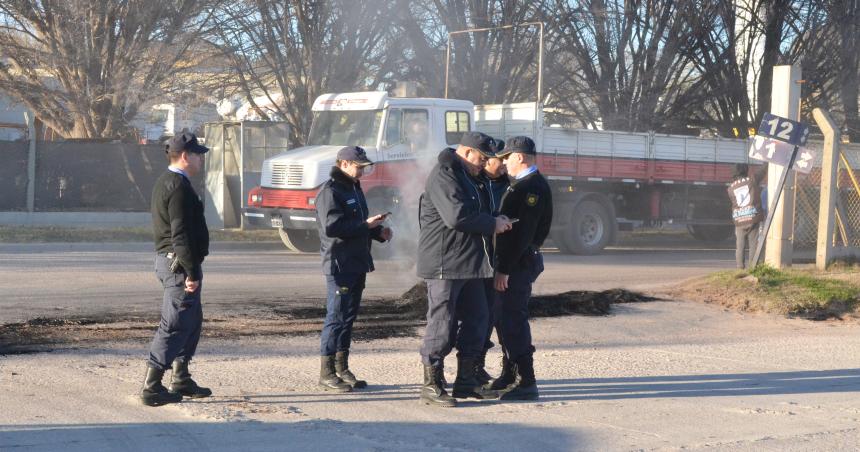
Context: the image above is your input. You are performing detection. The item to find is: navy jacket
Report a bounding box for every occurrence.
[495,170,553,275]
[315,167,385,275]
[417,148,497,279]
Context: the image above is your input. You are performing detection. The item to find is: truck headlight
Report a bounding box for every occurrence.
[308,197,316,206]
[251,194,262,203]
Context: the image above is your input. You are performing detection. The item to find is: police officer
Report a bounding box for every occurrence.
[141,132,212,407]
[474,138,509,384]
[417,132,512,407]
[316,146,392,392]
[728,162,768,269]
[490,136,553,401]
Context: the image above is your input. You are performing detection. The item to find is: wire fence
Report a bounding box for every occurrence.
[793,144,860,250]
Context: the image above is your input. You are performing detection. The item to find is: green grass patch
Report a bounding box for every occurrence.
[693,265,860,320]
[0,226,279,243]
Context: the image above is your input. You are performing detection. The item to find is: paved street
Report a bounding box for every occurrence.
[0,241,735,324]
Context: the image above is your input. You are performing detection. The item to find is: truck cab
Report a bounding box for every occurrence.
[244,91,475,252]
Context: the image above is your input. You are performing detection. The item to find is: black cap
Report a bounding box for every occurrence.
[459,131,496,157]
[166,132,208,154]
[497,136,536,157]
[489,138,505,156]
[336,145,373,166]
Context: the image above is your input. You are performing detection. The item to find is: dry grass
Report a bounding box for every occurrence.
[672,265,860,320]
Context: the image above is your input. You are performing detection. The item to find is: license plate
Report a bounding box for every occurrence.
[270,216,283,228]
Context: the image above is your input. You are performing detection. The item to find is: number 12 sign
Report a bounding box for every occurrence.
[758,113,810,147]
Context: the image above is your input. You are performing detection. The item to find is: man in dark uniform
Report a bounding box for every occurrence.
[141,132,212,406]
[728,162,768,269]
[490,136,553,401]
[474,138,509,384]
[417,132,513,407]
[316,146,392,392]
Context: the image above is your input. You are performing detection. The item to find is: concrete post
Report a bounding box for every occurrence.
[814,108,840,270]
[765,65,802,268]
[24,112,36,212]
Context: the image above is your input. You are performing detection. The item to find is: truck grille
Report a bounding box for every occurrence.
[270,164,304,187]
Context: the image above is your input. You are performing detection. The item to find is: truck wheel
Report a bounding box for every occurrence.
[279,228,320,253]
[559,200,612,255]
[687,224,733,242]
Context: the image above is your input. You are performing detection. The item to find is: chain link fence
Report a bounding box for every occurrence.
[793,143,860,251]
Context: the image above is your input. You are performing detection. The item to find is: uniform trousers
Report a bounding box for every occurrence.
[148,254,203,370]
[320,272,366,356]
[420,279,488,366]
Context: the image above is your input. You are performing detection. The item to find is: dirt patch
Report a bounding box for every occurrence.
[670,267,860,320]
[0,284,655,354]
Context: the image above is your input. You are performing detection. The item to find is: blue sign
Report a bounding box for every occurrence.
[758,113,809,147]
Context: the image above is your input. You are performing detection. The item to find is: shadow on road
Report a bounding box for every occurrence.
[0,420,581,451]
[536,368,860,401]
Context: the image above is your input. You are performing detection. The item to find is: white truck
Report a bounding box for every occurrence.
[242,91,769,254]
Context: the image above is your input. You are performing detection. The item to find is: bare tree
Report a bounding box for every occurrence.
[0,0,218,139]
[209,0,403,146]
[542,0,708,133]
[396,0,543,103]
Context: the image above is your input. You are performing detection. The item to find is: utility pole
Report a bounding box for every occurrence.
[764,65,802,268]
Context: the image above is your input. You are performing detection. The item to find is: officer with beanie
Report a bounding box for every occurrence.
[142,132,212,406]
[728,162,768,269]
[417,131,513,407]
[490,136,553,401]
[315,146,392,392]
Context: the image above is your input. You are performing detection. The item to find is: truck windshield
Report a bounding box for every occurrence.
[307,110,383,147]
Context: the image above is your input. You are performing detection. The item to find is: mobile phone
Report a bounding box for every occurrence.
[383,211,393,218]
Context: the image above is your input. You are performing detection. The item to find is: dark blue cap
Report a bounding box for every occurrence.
[166,132,208,154]
[497,136,536,156]
[459,131,496,157]
[490,138,505,155]
[336,145,373,166]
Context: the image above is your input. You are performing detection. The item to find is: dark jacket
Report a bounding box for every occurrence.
[495,169,553,275]
[151,170,209,280]
[316,166,385,275]
[417,148,497,279]
[483,173,510,267]
[728,164,768,227]
[485,174,509,215]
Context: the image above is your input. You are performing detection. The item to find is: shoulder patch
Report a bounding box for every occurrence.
[526,193,539,206]
[346,198,357,205]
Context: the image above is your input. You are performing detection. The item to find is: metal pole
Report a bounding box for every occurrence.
[751,145,800,266]
[537,22,544,106]
[24,112,36,212]
[444,37,451,99]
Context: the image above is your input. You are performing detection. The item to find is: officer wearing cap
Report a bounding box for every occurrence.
[141,132,212,406]
[474,138,509,385]
[416,131,513,407]
[488,136,553,401]
[315,146,392,392]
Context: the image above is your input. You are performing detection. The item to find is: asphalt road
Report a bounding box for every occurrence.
[0,241,735,324]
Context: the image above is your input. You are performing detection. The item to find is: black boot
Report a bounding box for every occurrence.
[169,360,212,398]
[500,354,539,401]
[452,356,500,400]
[335,350,367,389]
[141,366,182,407]
[487,355,517,391]
[319,355,352,392]
[474,351,493,385]
[420,364,456,407]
